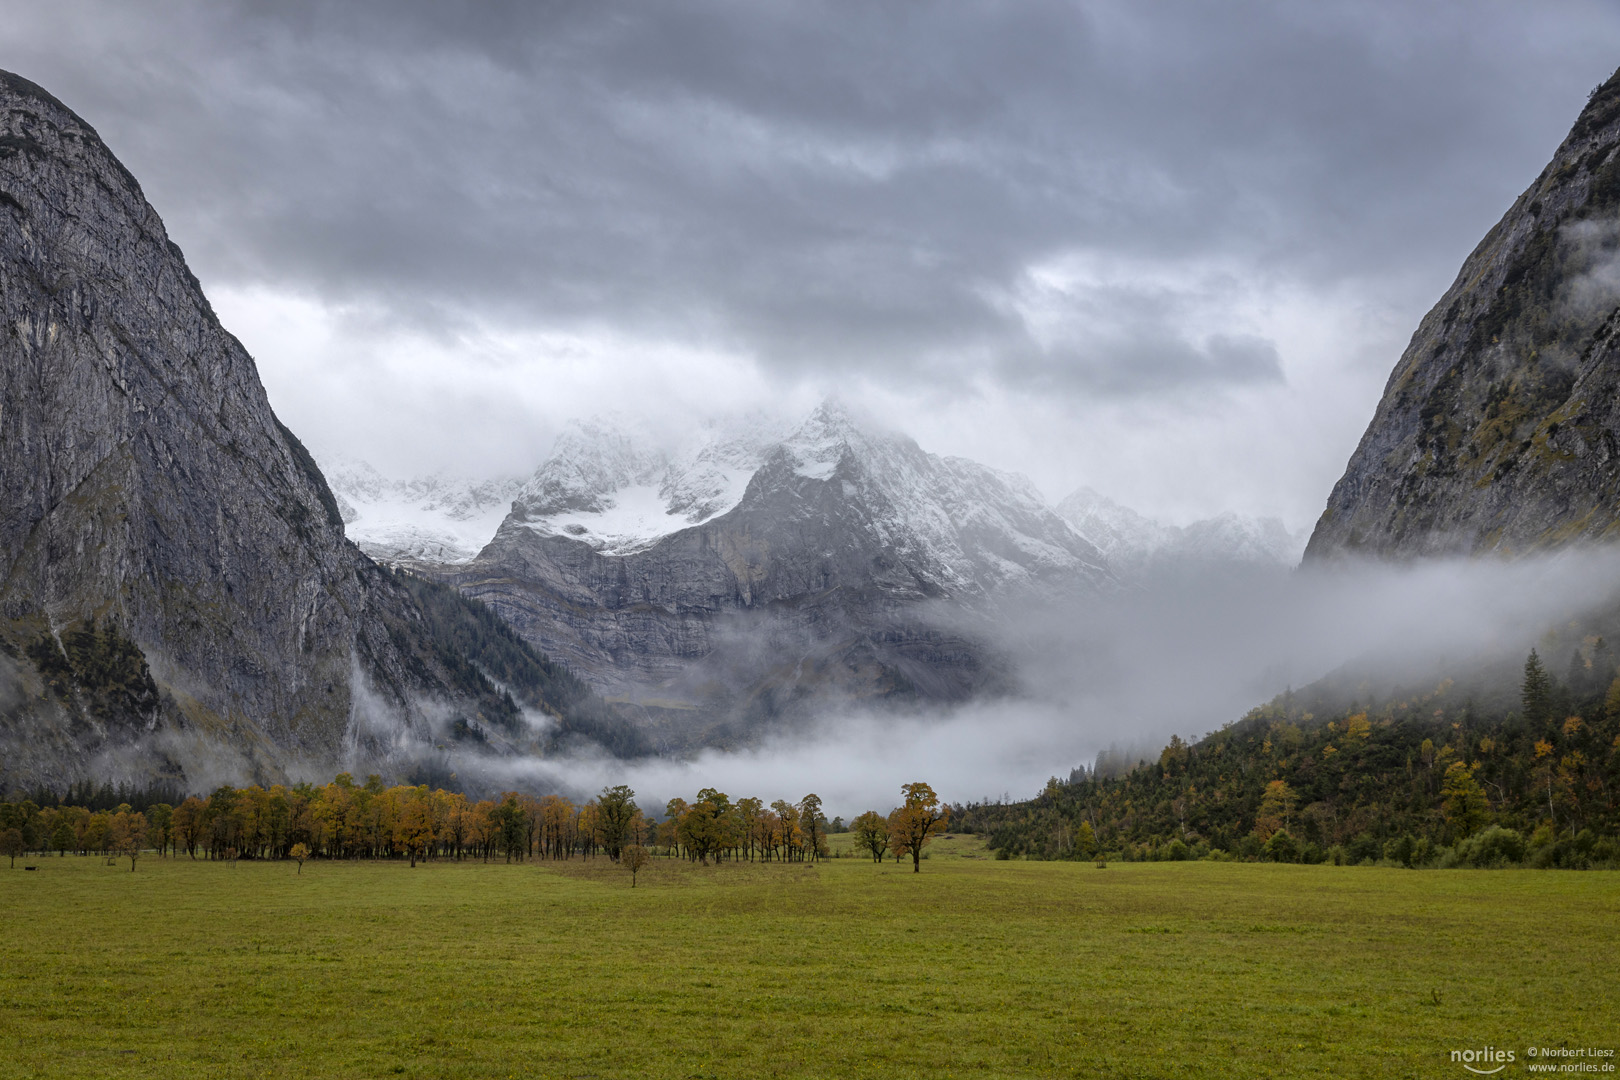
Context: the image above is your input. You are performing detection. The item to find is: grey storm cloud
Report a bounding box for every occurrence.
[4,1,1620,400]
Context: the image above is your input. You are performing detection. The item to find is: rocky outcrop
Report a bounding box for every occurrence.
[0,70,596,791]
[1306,68,1620,560]
[447,405,1110,748]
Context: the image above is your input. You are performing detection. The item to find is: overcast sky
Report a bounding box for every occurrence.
[6,2,1620,529]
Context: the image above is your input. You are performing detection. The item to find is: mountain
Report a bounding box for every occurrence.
[0,70,627,793]
[1307,67,1620,560]
[1057,488,1305,577]
[322,459,522,564]
[444,403,1111,748]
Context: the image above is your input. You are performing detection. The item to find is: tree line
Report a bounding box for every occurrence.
[955,645,1620,870]
[0,777,953,873]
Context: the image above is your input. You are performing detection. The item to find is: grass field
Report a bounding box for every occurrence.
[2,835,1616,1079]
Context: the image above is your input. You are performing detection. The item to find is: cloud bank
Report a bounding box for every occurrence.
[5,2,1620,523]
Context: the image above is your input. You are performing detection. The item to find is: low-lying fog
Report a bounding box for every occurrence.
[452,551,1620,820]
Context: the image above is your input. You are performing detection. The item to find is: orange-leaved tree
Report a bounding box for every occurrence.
[888,782,948,873]
[1252,779,1296,841]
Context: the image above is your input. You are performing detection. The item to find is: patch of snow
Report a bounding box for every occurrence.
[510,412,792,554]
[523,482,690,556]
[321,457,522,564]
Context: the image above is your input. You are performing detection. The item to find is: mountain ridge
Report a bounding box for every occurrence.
[1306,66,1620,560]
[439,402,1111,748]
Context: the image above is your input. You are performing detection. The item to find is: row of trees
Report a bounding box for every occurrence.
[957,646,1620,869]
[1,778,954,873]
[657,790,828,864]
[2,777,658,868]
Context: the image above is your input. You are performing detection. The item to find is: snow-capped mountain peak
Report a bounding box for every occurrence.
[497,401,1110,598]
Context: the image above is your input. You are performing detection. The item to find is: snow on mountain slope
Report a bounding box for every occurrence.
[322,458,522,563]
[507,402,1109,595]
[1056,487,1305,576]
[509,414,782,555]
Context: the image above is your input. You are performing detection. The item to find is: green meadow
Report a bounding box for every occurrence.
[2,835,1615,1080]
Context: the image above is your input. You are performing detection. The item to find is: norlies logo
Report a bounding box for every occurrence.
[1452,1047,1517,1074]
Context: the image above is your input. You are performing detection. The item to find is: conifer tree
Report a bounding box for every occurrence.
[1522,649,1553,726]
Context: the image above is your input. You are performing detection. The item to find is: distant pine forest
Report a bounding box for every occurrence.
[956,646,1620,870]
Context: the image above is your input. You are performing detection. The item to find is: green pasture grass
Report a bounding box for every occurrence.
[1,846,1615,1079]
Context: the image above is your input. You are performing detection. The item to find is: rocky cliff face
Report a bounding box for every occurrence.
[447,404,1110,749]
[1307,68,1620,560]
[0,70,590,791]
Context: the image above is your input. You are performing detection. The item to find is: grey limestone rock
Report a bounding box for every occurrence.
[0,70,511,791]
[1307,68,1620,560]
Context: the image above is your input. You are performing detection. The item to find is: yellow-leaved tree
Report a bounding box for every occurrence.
[1252,780,1296,841]
[888,782,948,874]
[1440,761,1489,839]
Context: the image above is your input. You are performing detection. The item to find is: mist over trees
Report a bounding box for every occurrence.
[959,644,1620,870]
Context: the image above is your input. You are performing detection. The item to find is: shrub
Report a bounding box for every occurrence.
[1263,829,1299,863]
[1345,833,1380,865]
[1452,826,1527,868]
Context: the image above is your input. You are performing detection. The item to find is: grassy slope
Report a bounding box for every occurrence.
[1,846,1615,1079]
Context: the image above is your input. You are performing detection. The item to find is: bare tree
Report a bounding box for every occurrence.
[622,844,650,887]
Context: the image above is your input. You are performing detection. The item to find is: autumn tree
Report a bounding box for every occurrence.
[770,799,801,861]
[596,784,639,861]
[494,793,527,862]
[889,782,949,873]
[145,803,173,857]
[622,843,650,887]
[290,842,310,873]
[539,795,575,859]
[396,786,435,866]
[50,810,78,856]
[851,811,888,862]
[678,789,732,865]
[736,797,763,861]
[1441,762,1489,839]
[109,808,147,871]
[172,797,204,858]
[0,828,22,868]
[1252,780,1297,841]
[798,794,825,861]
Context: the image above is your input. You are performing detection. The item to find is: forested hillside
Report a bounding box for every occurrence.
[958,640,1620,869]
